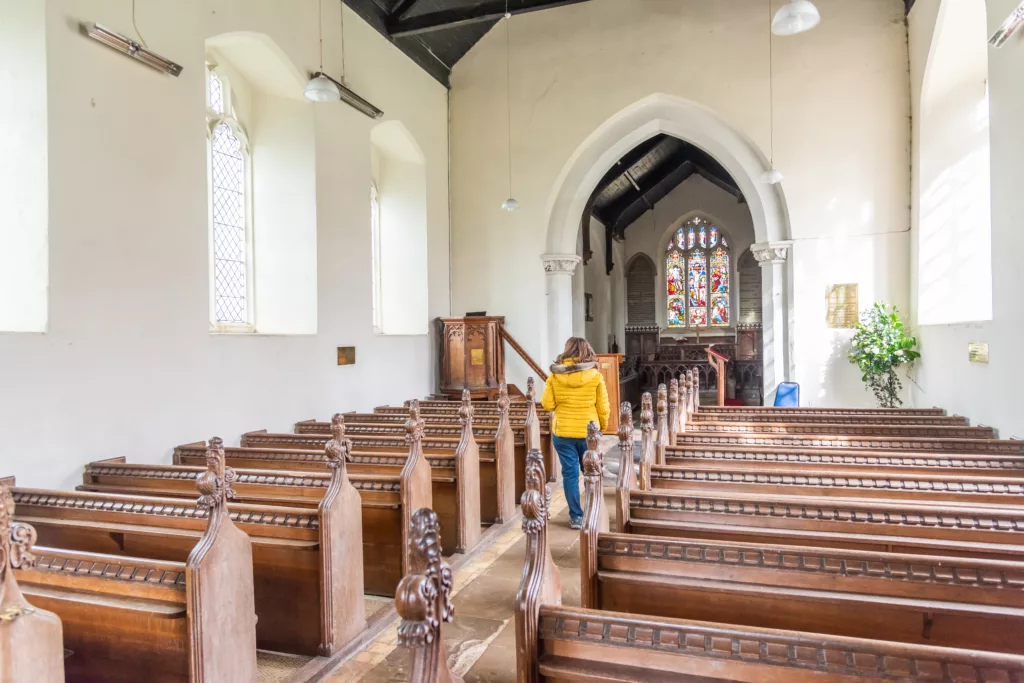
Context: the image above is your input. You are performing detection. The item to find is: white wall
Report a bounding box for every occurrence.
[449,0,911,405]
[623,175,756,332]
[909,0,1023,436]
[0,1,48,332]
[0,0,450,488]
[251,93,319,334]
[580,222,624,353]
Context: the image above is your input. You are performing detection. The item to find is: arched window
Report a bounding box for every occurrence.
[206,66,253,330]
[666,217,730,328]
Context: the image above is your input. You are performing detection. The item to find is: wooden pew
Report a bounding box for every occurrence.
[176,409,475,558]
[696,406,950,417]
[693,411,969,425]
[11,437,365,656]
[675,431,1024,454]
[300,383,548,500]
[0,484,65,683]
[11,455,258,682]
[581,436,1024,655]
[665,443,1024,474]
[514,445,1024,683]
[395,507,462,683]
[615,428,1024,563]
[687,421,995,439]
[243,398,513,526]
[82,415,429,595]
[648,463,1024,507]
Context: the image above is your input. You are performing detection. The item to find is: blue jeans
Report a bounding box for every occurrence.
[552,436,587,522]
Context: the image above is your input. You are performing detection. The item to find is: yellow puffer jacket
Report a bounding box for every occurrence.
[540,359,610,439]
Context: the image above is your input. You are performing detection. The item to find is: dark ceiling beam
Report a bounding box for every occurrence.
[692,164,743,201]
[390,0,421,20]
[388,0,591,37]
[608,159,698,236]
[589,135,668,207]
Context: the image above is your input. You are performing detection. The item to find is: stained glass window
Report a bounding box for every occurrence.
[665,216,730,328]
[207,66,252,329]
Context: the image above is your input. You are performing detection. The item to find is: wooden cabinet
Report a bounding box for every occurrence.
[438,317,506,399]
[597,353,623,433]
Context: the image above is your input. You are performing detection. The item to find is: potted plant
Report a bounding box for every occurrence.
[847,302,920,408]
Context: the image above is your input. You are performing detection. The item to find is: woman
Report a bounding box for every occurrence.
[541,337,610,529]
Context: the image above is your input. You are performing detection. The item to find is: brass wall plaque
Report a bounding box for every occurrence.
[968,342,989,364]
[337,346,356,366]
[470,348,484,366]
[825,284,859,329]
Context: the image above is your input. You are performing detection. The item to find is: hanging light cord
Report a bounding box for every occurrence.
[318,0,325,71]
[132,0,148,48]
[767,0,774,168]
[340,0,347,79]
[505,0,513,198]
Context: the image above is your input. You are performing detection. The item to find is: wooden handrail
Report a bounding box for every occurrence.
[706,347,727,407]
[500,326,548,381]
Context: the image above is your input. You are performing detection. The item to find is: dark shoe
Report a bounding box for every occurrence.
[569,518,582,530]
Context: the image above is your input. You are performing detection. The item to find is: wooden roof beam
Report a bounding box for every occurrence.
[388,0,592,37]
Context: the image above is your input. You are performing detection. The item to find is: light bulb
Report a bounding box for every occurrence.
[304,73,341,102]
[771,0,821,36]
[760,168,785,185]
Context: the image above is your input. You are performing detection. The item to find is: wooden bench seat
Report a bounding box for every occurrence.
[1,484,65,683]
[648,463,1024,506]
[240,400,511,526]
[675,431,1024,454]
[10,436,365,657]
[580,435,1024,655]
[79,450,418,596]
[664,444,1024,473]
[695,406,949,416]
[686,421,994,439]
[175,410,478,557]
[691,411,968,425]
[513,439,1024,683]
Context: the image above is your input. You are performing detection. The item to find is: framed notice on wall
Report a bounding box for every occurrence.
[825,284,859,329]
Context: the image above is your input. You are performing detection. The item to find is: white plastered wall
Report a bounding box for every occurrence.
[450,0,910,406]
[580,222,625,354]
[908,0,1023,437]
[0,0,450,487]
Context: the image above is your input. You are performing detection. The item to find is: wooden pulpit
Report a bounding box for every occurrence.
[597,353,623,433]
[706,347,729,407]
[438,317,506,399]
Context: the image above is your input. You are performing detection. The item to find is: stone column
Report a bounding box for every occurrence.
[541,254,582,365]
[750,241,792,401]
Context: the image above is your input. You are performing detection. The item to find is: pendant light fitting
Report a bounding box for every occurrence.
[771,0,821,36]
[305,0,341,102]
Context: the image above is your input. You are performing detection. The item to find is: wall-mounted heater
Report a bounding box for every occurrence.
[990,2,1024,47]
[306,71,383,120]
[82,23,183,76]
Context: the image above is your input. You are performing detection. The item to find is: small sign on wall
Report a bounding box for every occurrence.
[968,342,989,364]
[337,346,356,366]
[825,284,859,329]
[470,348,485,366]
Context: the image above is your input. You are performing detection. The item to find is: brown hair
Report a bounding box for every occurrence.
[556,337,597,365]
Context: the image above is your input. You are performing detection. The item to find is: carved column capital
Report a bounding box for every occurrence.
[750,241,792,267]
[541,253,581,275]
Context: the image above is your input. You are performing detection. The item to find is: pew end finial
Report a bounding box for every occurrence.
[1,484,65,683]
[396,508,461,683]
[197,437,236,510]
[639,392,654,490]
[405,401,425,445]
[459,389,474,426]
[581,423,609,609]
[583,422,603,479]
[615,402,636,533]
[526,376,536,401]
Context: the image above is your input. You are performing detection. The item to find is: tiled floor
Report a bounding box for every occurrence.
[323,437,621,683]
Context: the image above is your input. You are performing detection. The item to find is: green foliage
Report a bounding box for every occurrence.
[847,302,920,408]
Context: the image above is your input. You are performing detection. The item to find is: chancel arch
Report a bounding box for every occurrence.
[542,94,793,399]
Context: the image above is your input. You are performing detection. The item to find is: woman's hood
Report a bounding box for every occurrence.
[549,359,600,387]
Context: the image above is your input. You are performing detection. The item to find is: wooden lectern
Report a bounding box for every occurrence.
[597,353,623,433]
[438,317,506,399]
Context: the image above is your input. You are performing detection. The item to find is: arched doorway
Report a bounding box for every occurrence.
[542,94,793,401]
